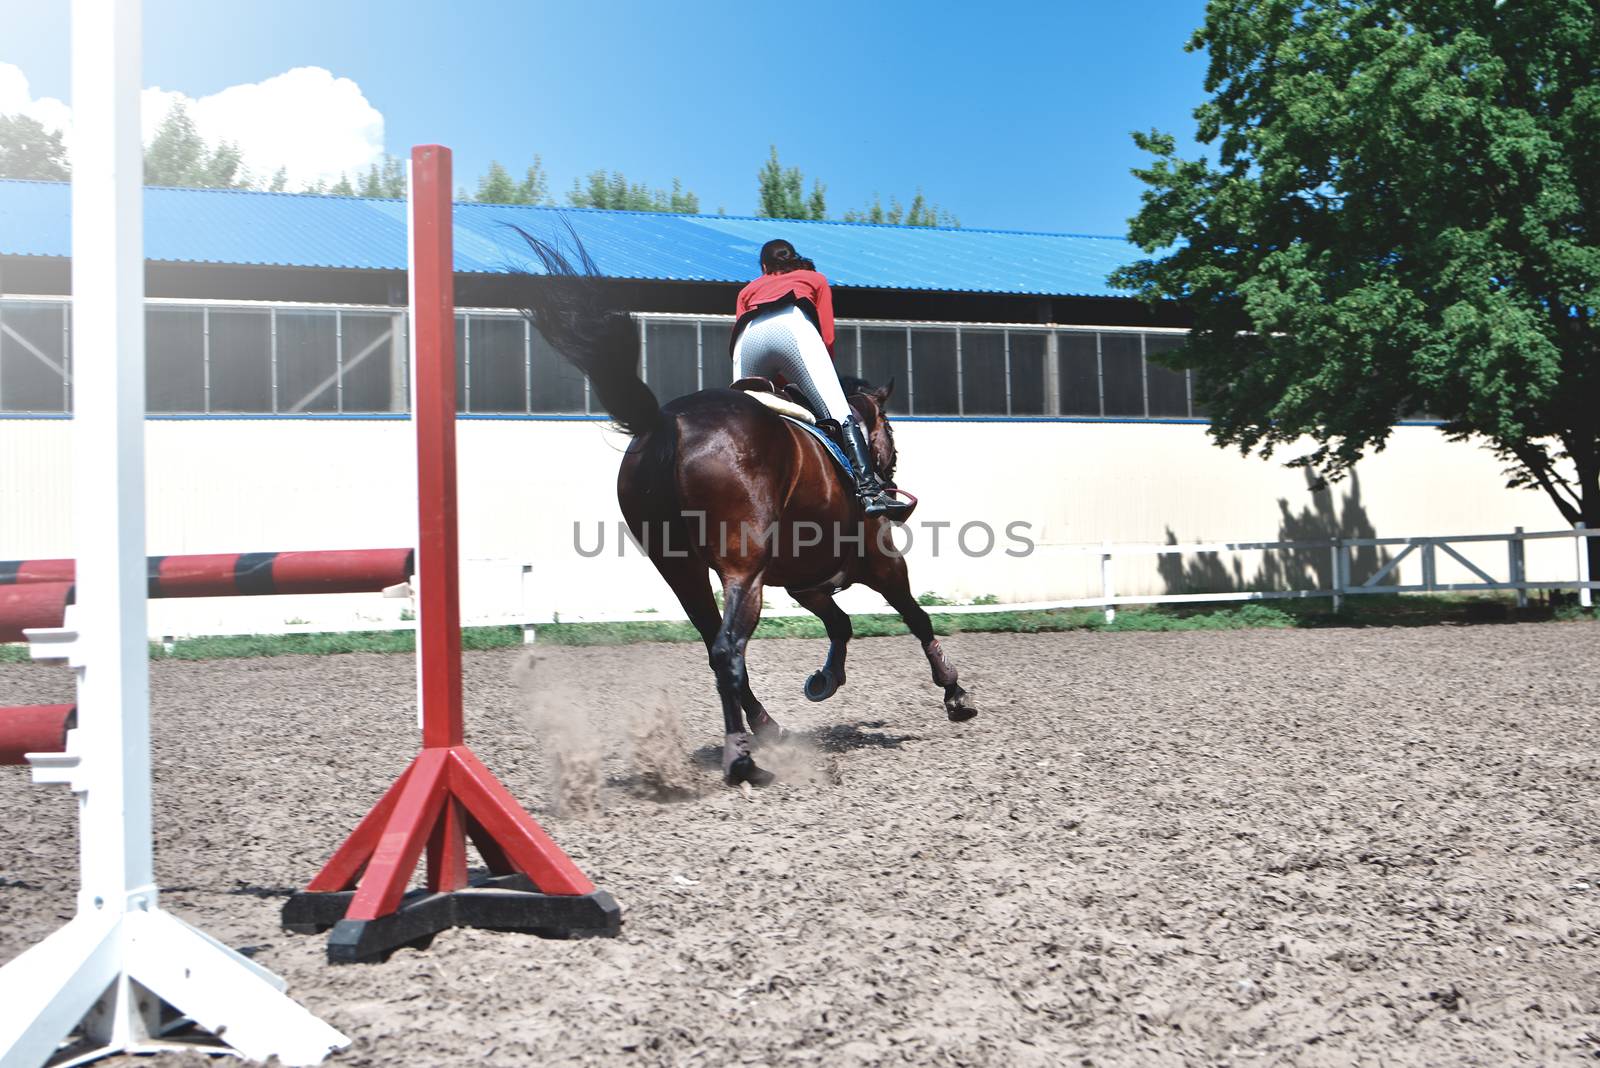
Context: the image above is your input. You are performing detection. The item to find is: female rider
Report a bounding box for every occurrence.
[732,238,907,517]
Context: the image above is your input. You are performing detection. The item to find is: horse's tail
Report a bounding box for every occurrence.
[511,223,660,437]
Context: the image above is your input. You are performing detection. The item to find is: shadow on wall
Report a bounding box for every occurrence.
[1159,471,1393,595]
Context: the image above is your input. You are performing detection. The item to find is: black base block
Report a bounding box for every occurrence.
[282,873,622,964]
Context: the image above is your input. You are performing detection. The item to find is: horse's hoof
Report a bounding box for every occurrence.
[945,688,978,722]
[804,669,840,702]
[725,754,776,788]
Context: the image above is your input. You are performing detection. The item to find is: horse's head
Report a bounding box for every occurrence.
[846,379,899,486]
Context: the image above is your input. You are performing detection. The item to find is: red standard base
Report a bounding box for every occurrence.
[282,745,620,963]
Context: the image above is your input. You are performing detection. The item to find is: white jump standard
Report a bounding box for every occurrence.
[0,2,347,1064]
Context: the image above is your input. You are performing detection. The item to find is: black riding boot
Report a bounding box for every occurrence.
[842,416,910,518]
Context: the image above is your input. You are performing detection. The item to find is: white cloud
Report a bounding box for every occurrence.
[2,62,386,189]
[0,62,72,137]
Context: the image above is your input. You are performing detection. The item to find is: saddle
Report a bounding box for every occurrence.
[729,377,919,520]
[730,376,822,424]
[730,377,854,478]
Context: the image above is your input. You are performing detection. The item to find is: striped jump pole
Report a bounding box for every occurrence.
[0,549,413,599]
[280,144,619,964]
[0,550,412,644]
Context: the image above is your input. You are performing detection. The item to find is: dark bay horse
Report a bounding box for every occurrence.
[518,235,977,787]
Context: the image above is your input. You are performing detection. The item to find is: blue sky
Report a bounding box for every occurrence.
[0,0,1212,237]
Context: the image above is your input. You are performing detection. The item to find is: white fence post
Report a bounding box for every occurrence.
[1101,541,1115,624]
[1510,526,1528,609]
[1578,521,1592,610]
[521,563,538,645]
[1330,537,1344,614]
[1422,540,1437,592]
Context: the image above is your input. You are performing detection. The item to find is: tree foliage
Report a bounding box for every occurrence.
[756,146,827,221]
[474,157,551,205]
[0,114,70,180]
[760,146,959,226]
[1113,0,1600,545]
[567,170,699,213]
[842,190,959,227]
[143,101,247,188]
[357,155,407,198]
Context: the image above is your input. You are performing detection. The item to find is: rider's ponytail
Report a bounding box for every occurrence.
[759,238,816,275]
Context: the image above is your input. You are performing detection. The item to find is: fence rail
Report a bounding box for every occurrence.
[8,527,1589,642]
[534,523,1597,631]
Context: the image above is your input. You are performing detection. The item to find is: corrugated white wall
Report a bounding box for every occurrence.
[0,417,1575,632]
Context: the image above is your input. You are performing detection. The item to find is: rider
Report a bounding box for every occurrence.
[732,239,908,518]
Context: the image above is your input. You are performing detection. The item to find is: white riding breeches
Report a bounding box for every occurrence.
[731,305,852,423]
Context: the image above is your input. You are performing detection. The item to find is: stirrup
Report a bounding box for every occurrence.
[860,484,916,519]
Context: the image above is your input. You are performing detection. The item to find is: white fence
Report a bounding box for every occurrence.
[909,524,1598,624]
[47,524,1596,642]
[531,524,1597,632]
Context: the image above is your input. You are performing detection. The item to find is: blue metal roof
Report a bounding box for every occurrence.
[0,178,1138,297]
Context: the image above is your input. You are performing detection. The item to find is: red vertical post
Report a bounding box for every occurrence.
[285,144,618,961]
[410,145,464,751]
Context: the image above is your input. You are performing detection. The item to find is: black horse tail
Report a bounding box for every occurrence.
[511,223,660,437]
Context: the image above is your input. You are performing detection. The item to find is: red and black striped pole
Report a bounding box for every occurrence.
[0,548,413,598]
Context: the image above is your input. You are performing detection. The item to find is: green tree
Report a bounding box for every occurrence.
[567,169,699,213]
[843,190,959,227]
[473,156,552,205]
[143,100,246,188]
[476,160,519,204]
[0,113,70,180]
[517,157,550,205]
[356,155,406,198]
[756,146,825,220]
[1112,0,1600,569]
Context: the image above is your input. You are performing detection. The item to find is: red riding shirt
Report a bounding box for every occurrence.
[734,269,836,355]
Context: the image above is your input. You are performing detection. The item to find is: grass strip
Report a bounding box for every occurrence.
[0,593,1590,663]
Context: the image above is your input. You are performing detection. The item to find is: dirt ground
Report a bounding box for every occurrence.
[3,623,1600,1066]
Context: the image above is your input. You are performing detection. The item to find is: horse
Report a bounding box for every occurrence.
[516,233,978,788]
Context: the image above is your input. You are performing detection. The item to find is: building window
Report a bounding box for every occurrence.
[860,328,909,414]
[466,313,527,413]
[0,301,69,413]
[209,308,273,412]
[340,310,408,413]
[702,321,734,388]
[2,297,1207,422]
[830,327,858,388]
[146,306,205,413]
[643,320,699,404]
[1099,332,1145,417]
[275,309,340,413]
[531,327,586,413]
[1008,331,1048,416]
[1143,333,1190,417]
[960,330,1007,415]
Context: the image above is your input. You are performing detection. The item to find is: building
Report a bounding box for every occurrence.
[0,179,1567,629]
[0,178,1195,420]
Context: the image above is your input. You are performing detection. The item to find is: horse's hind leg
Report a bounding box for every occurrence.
[741,677,786,748]
[791,588,850,702]
[649,554,785,751]
[866,553,979,722]
[710,571,775,787]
